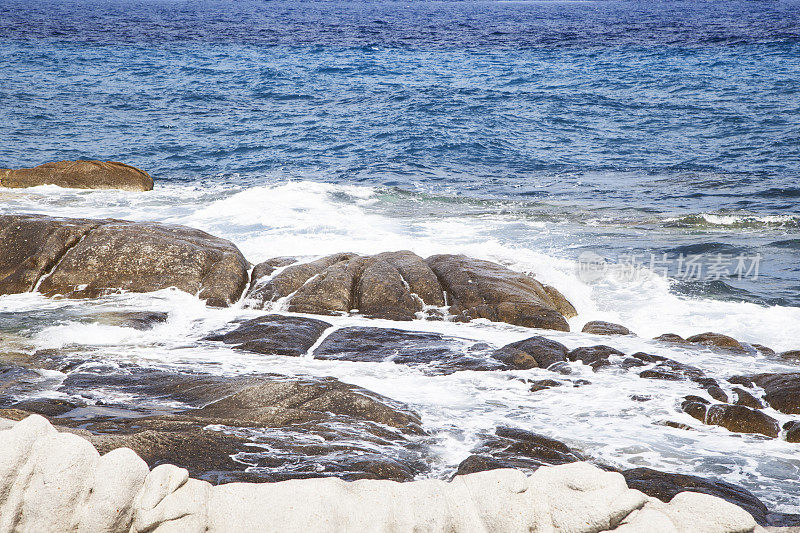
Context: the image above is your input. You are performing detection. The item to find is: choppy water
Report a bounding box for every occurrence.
[1,0,800,514]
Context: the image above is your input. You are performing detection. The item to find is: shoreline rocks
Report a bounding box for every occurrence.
[0,414,765,533]
[0,214,249,307]
[0,160,153,191]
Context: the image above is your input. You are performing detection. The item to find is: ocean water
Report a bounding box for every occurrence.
[2,0,800,514]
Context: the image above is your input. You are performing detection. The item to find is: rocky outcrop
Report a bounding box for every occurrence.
[686,332,748,353]
[493,335,569,370]
[0,160,153,191]
[0,214,249,306]
[0,415,762,533]
[582,321,632,336]
[426,254,571,330]
[681,398,780,438]
[246,252,574,330]
[205,314,332,356]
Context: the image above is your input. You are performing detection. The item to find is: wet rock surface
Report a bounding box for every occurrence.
[206,314,332,356]
[454,426,583,476]
[493,335,569,370]
[0,214,250,306]
[313,326,504,373]
[0,365,428,484]
[686,332,748,353]
[0,160,153,191]
[581,320,632,335]
[681,399,780,438]
[748,373,800,414]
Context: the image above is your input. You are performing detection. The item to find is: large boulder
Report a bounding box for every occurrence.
[492,335,569,370]
[426,254,571,330]
[246,252,574,330]
[685,332,747,353]
[681,399,780,438]
[0,214,249,307]
[0,160,153,191]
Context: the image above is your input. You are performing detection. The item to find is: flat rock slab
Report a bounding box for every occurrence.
[0,160,153,191]
[313,326,505,374]
[206,314,332,356]
[0,214,249,306]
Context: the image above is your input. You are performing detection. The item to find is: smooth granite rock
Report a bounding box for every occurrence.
[0,160,153,191]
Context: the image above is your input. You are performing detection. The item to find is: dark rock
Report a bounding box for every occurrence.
[658,420,694,430]
[629,394,651,402]
[0,214,250,307]
[426,254,570,331]
[622,467,772,526]
[566,345,624,370]
[494,335,569,370]
[207,314,331,356]
[0,160,153,191]
[779,350,800,362]
[686,332,747,353]
[454,427,582,476]
[728,376,754,387]
[748,373,800,414]
[313,326,504,374]
[529,379,562,392]
[784,421,800,443]
[683,400,779,438]
[639,358,705,382]
[581,320,631,336]
[733,387,765,409]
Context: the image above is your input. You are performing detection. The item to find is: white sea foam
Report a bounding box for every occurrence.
[2,180,800,511]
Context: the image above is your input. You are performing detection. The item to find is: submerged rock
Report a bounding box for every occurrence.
[90,311,168,330]
[0,214,249,306]
[0,160,153,191]
[581,320,632,336]
[784,421,800,443]
[206,314,332,356]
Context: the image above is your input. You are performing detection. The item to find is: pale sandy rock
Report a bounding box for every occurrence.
[0,415,764,533]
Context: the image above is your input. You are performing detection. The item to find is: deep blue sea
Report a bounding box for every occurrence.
[3,0,800,511]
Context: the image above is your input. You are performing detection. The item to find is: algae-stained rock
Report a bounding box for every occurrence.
[581,320,632,336]
[0,160,153,191]
[206,314,332,356]
[426,254,570,330]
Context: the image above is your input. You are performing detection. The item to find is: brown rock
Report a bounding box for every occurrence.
[247,253,357,305]
[748,373,800,414]
[541,284,578,318]
[733,387,766,409]
[426,254,570,330]
[566,345,624,370]
[16,216,249,306]
[751,343,775,356]
[784,421,800,443]
[581,320,631,336]
[683,399,779,437]
[653,333,688,343]
[686,332,747,353]
[529,379,562,392]
[0,160,153,191]
[493,336,569,370]
[780,350,800,362]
